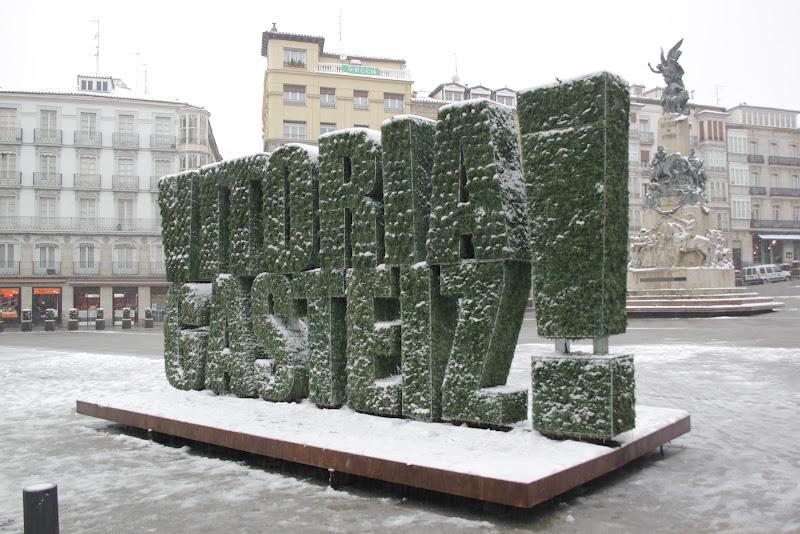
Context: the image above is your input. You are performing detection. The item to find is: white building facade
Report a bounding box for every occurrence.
[0,75,219,326]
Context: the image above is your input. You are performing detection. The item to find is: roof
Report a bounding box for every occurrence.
[428,82,467,98]
[0,87,206,109]
[727,104,800,114]
[411,96,446,106]
[261,30,405,64]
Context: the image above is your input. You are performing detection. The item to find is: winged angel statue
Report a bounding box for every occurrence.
[649,39,690,114]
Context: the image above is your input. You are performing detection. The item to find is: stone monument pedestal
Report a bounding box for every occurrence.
[657,113,691,155]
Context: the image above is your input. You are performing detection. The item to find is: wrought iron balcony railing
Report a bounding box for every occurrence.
[639,131,654,144]
[32,261,61,275]
[150,134,176,150]
[33,172,62,187]
[73,261,101,276]
[150,261,166,275]
[0,216,161,234]
[0,261,20,276]
[112,175,139,191]
[747,154,765,164]
[34,129,63,145]
[770,187,800,197]
[113,132,139,148]
[0,171,21,186]
[749,186,767,195]
[112,261,139,275]
[73,173,102,189]
[149,176,162,191]
[750,219,800,229]
[768,156,800,167]
[74,131,102,147]
[0,127,22,143]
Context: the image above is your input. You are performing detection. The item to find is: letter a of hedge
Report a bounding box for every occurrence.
[517,72,629,338]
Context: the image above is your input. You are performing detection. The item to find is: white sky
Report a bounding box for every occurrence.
[2,0,798,158]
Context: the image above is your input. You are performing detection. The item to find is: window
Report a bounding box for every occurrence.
[749,140,758,155]
[320,88,336,108]
[444,90,463,102]
[155,158,171,177]
[639,118,650,133]
[40,109,57,133]
[794,205,800,222]
[188,114,198,143]
[353,90,369,109]
[791,145,798,158]
[771,173,780,188]
[151,243,164,263]
[773,205,781,221]
[628,144,638,162]
[728,134,747,154]
[38,196,57,219]
[40,153,57,176]
[114,243,135,270]
[0,195,16,217]
[729,165,748,186]
[770,143,779,157]
[354,124,369,128]
[80,112,97,139]
[732,198,750,220]
[496,95,516,107]
[116,155,135,176]
[320,123,336,135]
[155,116,171,136]
[282,121,305,140]
[750,172,760,186]
[752,203,760,220]
[77,242,97,269]
[283,48,306,67]
[705,151,726,169]
[384,93,404,112]
[0,152,16,181]
[283,85,306,105]
[79,155,97,177]
[199,154,207,167]
[78,197,96,220]
[629,208,641,229]
[793,175,800,189]
[118,114,134,134]
[0,242,15,271]
[0,107,17,129]
[36,243,58,270]
[116,198,134,227]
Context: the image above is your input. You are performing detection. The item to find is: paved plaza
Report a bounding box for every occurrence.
[0,281,798,533]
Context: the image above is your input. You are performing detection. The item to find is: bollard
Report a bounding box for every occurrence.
[23,483,59,534]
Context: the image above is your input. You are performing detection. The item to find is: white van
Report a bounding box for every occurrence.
[742,264,789,284]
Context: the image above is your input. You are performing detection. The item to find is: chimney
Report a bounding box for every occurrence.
[271,22,278,32]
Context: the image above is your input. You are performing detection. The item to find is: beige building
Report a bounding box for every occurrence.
[410,78,517,120]
[725,105,800,265]
[261,26,413,151]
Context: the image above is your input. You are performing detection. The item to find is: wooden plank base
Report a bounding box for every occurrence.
[76,400,690,508]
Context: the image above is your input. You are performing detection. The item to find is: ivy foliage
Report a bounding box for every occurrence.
[206,274,265,397]
[251,272,309,402]
[381,116,436,265]
[518,72,629,339]
[263,144,320,274]
[318,129,384,270]
[531,353,635,440]
[224,154,270,277]
[163,284,210,390]
[159,170,199,283]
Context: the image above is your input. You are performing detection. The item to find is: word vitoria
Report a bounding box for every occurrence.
[159,72,631,428]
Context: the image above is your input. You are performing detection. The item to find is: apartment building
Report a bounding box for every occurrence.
[261,25,413,152]
[726,105,800,265]
[409,78,517,120]
[0,74,219,326]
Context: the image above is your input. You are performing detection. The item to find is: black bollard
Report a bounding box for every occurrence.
[23,483,59,534]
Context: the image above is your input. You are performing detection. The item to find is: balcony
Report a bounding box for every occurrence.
[639,131,654,144]
[73,261,101,276]
[34,129,63,145]
[112,261,138,275]
[0,261,20,276]
[0,171,21,187]
[749,186,767,196]
[74,131,102,147]
[0,216,161,234]
[750,219,800,229]
[178,135,207,147]
[150,134,176,150]
[768,156,800,167]
[149,176,162,191]
[33,172,62,188]
[113,132,139,149]
[74,173,102,189]
[0,127,22,143]
[317,63,411,80]
[150,261,166,275]
[32,261,62,275]
[747,154,765,164]
[770,187,800,197]
[112,175,139,191]
[628,127,640,139]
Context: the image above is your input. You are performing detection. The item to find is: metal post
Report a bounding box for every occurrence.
[593,336,609,355]
[554,338,570,354]
[23,483,59,534]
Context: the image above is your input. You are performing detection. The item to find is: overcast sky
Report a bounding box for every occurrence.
[2,0,799,158]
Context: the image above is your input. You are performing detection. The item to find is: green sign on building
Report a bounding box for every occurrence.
[341,64,381,76]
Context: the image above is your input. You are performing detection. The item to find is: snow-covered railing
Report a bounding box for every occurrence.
[317,63,410,80]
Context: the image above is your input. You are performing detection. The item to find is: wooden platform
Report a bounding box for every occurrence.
[76,398,690,509]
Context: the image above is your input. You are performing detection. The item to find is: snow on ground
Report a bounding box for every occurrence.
[1,337,799,533]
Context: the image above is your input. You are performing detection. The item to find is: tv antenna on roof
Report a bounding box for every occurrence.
[90,18,100,74]
[338,10,347,60]
[714,84,724,106]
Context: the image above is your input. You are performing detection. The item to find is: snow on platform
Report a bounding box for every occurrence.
[77,381,689,507]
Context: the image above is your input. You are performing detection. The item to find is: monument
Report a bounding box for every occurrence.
[629,39,735,291]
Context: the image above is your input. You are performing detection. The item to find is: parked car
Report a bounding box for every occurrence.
[791,261,800,279]
[742,264,790,284]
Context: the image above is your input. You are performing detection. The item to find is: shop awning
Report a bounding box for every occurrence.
[757,233,800,241]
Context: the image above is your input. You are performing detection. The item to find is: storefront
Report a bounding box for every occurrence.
[0,287,21,325]
[32,287,62,325]
[112,286,138,326]
[150,286,169,322]
[73,286,101,326]
[754,234,800,264]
